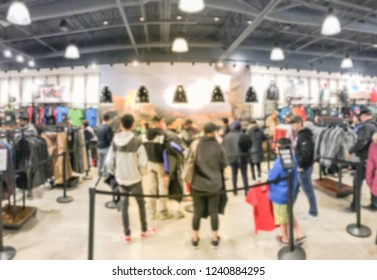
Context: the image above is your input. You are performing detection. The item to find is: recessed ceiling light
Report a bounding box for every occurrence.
[214,17,220,22]
[217,61,224,68]
[91,62,97,69]
[373,44,377,48]
[103,21,108,26]
[132,60,139,67]
[247,20,252,25]
[23,68,28,73]
[140,17,145,22]
[28,60,35,67]
[176,15,182,20]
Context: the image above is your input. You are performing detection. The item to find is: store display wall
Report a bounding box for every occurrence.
[99,63,234,124]
[0,67,100,107]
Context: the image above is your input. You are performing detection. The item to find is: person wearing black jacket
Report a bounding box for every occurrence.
[346,108,377,212]
[96,114,114,176]
[291,116,318,219]
[142,116,172,220]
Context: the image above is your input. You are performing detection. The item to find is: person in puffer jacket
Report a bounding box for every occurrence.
[346,108,377,212]
[365,132,377,211]
[290,116,318,219]
[268,138,305,245]
[105,114,154,243]
[142,116,172,220]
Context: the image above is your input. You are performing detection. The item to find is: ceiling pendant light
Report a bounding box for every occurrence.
[341,54,353,69]
[28,60,35,67]
[211,86,225,103]
[173,85,188,103]
[321,7,341,36]
[7,1,32,26]
[270,43,285,61]
[3,49,12,58]
[179,0,205,13]
[172,37,189,53]
[65,42,80,59]
[136,86,150,104]
[16,55,24,63]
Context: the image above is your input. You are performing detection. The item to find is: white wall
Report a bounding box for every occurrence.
[0,67,100,107]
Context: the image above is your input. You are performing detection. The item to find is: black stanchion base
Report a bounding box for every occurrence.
[185,204,194,213]
[346,224,372,238]
[0,246,16,260]
[278,246,306,260]
[105,201,117,209]
[56,196,73,204]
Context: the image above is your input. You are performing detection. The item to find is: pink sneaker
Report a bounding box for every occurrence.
[124,235,131,243]
[141,228,157,238]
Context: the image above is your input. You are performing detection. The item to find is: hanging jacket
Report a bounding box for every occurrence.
[339,88,349,104]
[245,87,258,103]
[267,83,279,100]
[295,128,314,168]
[366,142,377,196]
[100,86,112,103]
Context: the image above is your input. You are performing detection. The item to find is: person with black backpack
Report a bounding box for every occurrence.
[222,121,250,196]
[290,116,318,220]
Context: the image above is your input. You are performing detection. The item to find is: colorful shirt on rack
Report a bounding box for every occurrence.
[56,106,69,124]
[68,108,84,126]
[85,108,97,127]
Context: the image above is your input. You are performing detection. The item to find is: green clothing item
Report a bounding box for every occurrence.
[68,109,84,126]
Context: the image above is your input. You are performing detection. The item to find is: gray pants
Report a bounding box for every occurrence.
[119,182,147,236]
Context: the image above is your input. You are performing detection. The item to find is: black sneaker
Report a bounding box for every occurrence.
[362,204,377,212]
[211,237,221,249]
[192,238,199,249]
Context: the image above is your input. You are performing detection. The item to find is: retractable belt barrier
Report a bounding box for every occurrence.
[87,176,298,260]
[316,156,372,238]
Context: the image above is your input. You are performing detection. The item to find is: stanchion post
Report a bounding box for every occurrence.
[278,170,306,260]
[346,162,371,238]
[57,152,73,204]
[0,172,16,260]
[88,187,96,260]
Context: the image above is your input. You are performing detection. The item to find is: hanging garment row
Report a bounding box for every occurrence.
[11,106,98,127]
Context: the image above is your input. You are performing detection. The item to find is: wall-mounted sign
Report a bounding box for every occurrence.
[34,84,69,103]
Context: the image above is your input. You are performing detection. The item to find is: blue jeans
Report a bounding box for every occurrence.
[298,166,318,216]
[97,148,109,177]
[230,159,249,195]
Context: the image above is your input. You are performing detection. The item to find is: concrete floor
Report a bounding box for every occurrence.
[3,163,377,260]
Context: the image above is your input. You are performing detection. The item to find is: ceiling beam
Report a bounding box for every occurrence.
[115,0,139,56]
[139,0,150,42]
[219,0,282,60]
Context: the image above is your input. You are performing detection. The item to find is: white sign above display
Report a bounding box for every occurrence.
[34,84,69,103]
[0,148,7,171]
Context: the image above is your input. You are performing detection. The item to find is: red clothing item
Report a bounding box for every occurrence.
[39,107,44,124]
[272,128,288,150]
[366,143,377,196]
[371,89,377,103]
[27,107,33,123]
[298,106,306,122]
[245,184,278,234]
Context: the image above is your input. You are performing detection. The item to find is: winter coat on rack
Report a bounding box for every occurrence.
[267,82,279,100]
[246,124,267,164]
[366,142,377,196]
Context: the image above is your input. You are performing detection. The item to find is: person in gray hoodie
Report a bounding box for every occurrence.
[105,114,154,243]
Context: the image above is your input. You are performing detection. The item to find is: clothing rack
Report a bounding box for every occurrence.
[0,128,38,229]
